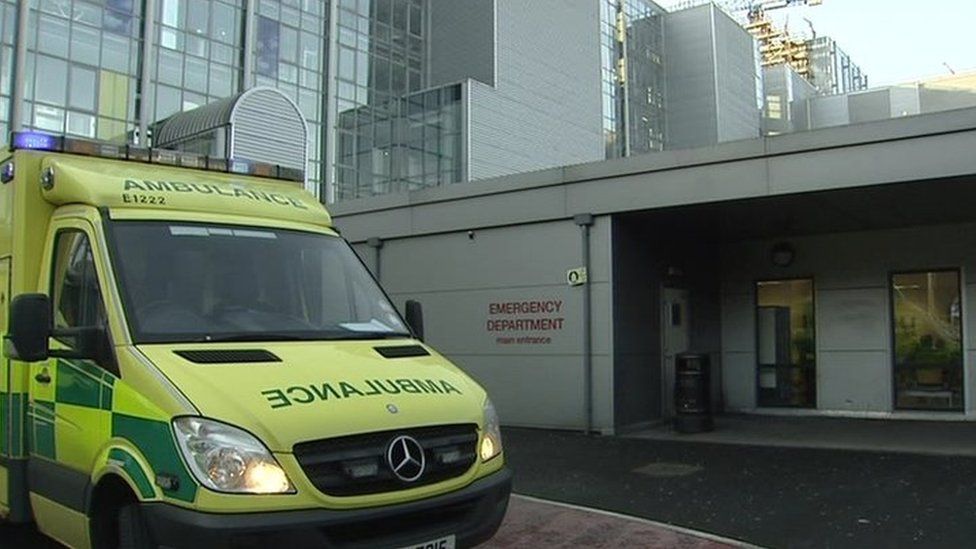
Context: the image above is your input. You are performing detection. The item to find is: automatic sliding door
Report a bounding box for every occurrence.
[756,279,816,408]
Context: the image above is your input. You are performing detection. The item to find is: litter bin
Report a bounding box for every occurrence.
[673,352,713,433]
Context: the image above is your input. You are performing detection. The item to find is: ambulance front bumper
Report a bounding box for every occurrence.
[142,467,512,549]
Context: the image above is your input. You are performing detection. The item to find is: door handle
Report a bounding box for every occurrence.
[35,371,51,384]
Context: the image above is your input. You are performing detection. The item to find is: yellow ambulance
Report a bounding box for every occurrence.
[0,132,510,548]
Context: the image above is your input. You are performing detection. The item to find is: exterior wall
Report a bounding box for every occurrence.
[849,89,892,124]
[612,216,721,429]
[721,223,976,415]
[712,7,759,144]
[663,5,718,149]
[664,5,758,149]
[465,0,604,182]
[763,65,817,135]
[428,0,495,87]
[366,218,615,432]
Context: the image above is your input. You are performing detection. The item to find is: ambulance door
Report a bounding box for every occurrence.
[0,255,12,515]
[28,221,116,547]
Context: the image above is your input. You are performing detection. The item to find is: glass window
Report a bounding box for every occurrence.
[35,56,68,105]
[109,222,409,343]
[69,66,97,110]
[70,24,101,65]
[756,279,816,408]
[38,14,70,57]
[51,231,108,335]
[66,111,96,137]
[892,270,963,411]
[255,16,279,78]
[34,104,64,132]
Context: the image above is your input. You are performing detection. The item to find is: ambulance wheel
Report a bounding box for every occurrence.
[117,503,154,549]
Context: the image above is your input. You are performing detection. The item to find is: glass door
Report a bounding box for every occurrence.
[891,270,963,411]
[756,279,816,407]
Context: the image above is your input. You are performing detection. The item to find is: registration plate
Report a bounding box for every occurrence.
[399,534,456,549]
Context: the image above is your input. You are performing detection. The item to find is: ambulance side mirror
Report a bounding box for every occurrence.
[6,293,52,362]
[405,300,424,342]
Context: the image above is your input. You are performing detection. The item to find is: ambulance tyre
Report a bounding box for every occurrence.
[117,503,154,549]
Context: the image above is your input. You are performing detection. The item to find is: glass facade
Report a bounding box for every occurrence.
[331,0,432,200]
[335,83,462,200]
[756,279,816,408]
[0,1,15,142]
[891,270,963,411]
[25,0,144,142]
[600,0,666,159]
[1,0,329,190]
[251,0,325,184]
[153,0,243,120]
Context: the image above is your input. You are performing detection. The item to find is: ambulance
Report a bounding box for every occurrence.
[0,131,511,548]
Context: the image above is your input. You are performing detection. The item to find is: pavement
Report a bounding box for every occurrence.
[629,413,976,457]
[501,418,976,548]
[7,414,976,548]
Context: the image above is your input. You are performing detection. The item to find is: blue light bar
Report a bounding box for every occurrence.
[11,132,61,151]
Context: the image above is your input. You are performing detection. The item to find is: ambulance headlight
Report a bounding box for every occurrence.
[480,399,503,462]
[173,417,294,494]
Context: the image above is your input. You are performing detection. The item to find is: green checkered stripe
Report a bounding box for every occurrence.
[1,392,27,458]
[27,359,197,503]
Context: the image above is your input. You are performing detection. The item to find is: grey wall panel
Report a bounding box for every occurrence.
[566,158,768,215]
[817,351,891,412]
[889,85,921,117]
[767,132,976,195]
[721,292,753,353]
[429,0,495,87]
[611,220,663,426]
[369,217,614,430]
[920,87,976,113]
[386,286,583,356]
[332,208,414,244]
[456,354,584,429]
[379,220,605,294]
[664,6,718,149]
[712,8,759,143]
[466,0,603,181]
[808,94,849,129]
[816,288,888,351]
[849,90,892,124]
[722,351,755,409]
[408,185,568,236]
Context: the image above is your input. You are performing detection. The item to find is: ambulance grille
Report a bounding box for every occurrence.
[293,424,478,497]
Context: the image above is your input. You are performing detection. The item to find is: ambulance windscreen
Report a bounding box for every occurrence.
[108,221,410,344]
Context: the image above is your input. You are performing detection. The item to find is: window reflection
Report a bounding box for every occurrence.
[892,270,963,411]
[757,279,816,408]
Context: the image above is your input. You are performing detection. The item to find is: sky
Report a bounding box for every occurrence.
[660,0,976,86]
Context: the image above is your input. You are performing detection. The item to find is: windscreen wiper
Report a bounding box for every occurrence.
[324,331,414,340]
[202,333,310,342]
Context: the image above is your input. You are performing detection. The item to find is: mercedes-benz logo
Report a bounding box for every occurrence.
[386,435,425,482]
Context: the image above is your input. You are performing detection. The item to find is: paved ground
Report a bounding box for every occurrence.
[8,416,976,548]
[482,495,750,548]
[632,414,976,457]
[502,426,976,549]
